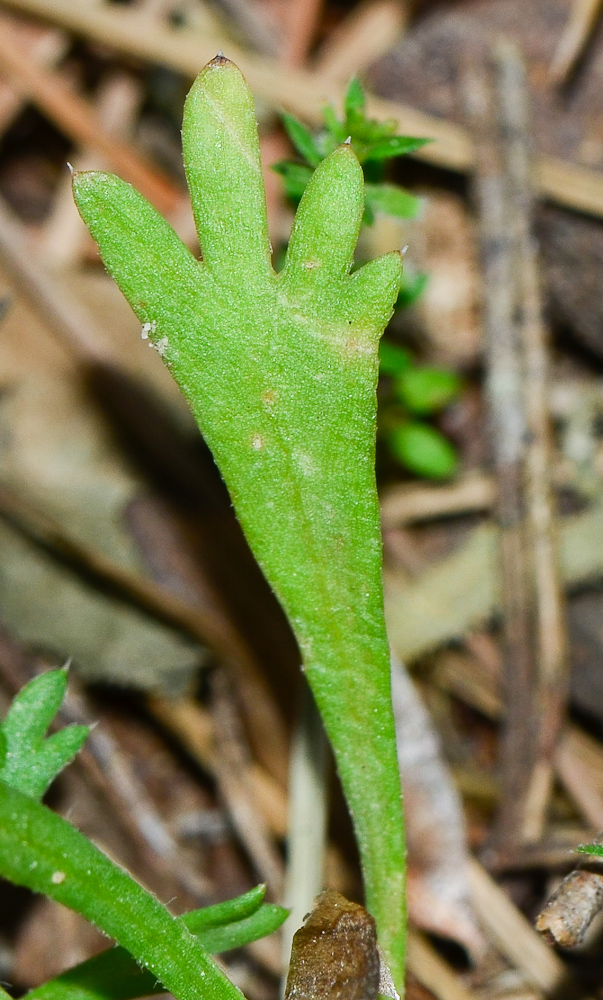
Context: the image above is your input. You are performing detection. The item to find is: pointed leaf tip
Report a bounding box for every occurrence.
[210,51,230,66]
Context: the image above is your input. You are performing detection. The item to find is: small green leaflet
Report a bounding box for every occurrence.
[0,668,88,800]
[576,844,603,857]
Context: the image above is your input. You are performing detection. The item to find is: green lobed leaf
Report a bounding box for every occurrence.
[74,56,406,986]
[282,112,322,167]
[0,779,245,1000]
[365,182,422,220]
[395,367,462,416]
[0,668,89,799]
[388,421,458,479]
[26,890,288,1000]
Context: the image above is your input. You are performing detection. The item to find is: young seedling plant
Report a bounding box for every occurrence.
[72,54,407,988]
[0,54,409,998]
[275,81,462,481]
[0,668,288,1000]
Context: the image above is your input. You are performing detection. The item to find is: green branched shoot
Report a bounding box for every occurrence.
[0,673,287,1000]
[275,79,460,481]
[274,76,430,225]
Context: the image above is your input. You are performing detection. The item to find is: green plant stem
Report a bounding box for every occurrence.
[26,896,287,1000]
[0,780,245,1000]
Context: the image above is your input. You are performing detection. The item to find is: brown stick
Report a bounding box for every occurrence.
[39,70,144,268]
[0,192,112,362]
[466,44,568,850]
[0,12,184,218]
[465,54,535,851]
[210,668,285,896]
[312,0,407,85]
[0,15,67,131]
[499,41,568,843]
[380,474,496,528]
[549,0,603,86]
[3,0,603,217]
[148,694,289,837]
[279,0,323,67]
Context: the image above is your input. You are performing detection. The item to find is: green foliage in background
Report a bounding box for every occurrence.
[0,669,288,1000]
[275,80,461,480]
[378,339,461,479]
[273,76,429,224]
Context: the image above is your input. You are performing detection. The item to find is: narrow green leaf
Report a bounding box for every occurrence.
[395,367,461,415]
[186,884,268,928]
[282,145,363,297]
[344,77,365,118]
[388,421,458,479]
[282,112,322,167]
[322,103,348,144]
[365,183,422,220]
[182,55,272,285]
[364,136,431,162]
[576,844,603,857]
[195,902,288,952]
[353,119,398,145]
[26,897,288,1000]
[0,780,244,1000]
[2,669,67,749]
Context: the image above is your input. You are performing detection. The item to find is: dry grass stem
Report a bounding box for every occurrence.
[2,0,603,217]
[548,0,603,85]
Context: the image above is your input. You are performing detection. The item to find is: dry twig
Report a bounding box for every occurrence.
[468,858,569,994]
[210,669,285,897]
[2,0,603,217]
[380,474,495,529]
[0,12,184,218]
[465,43,567,850]
[549,0,603,86]
[312,0,406,85]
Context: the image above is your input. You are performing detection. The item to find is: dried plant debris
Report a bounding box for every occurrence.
[0,372,204,690]
[384,496,603,664]
[368,0,603,359]
[536,866,603,948]
[391,658,484,959]
[284,891,380,1000]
